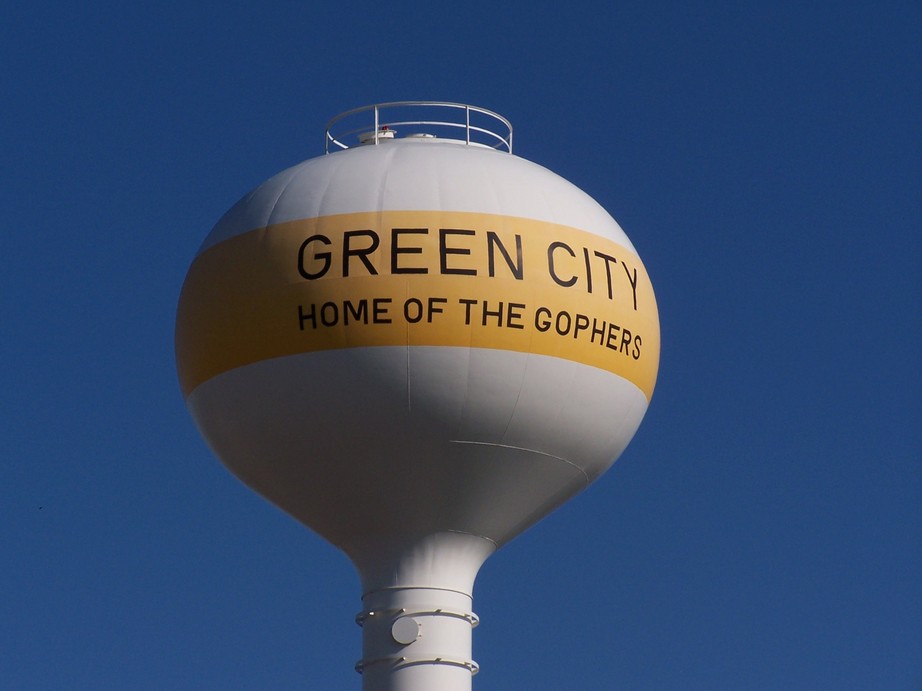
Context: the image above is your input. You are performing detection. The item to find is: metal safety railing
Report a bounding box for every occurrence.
[325,101,513,153]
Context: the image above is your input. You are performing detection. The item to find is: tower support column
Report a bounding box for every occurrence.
[351,532,494,691]
[357,586,479,691]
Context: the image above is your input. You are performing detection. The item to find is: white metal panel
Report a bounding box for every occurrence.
[199,140,636,255]
[186,346,647,556]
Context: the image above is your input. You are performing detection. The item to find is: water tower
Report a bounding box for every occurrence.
[176,102,659,690]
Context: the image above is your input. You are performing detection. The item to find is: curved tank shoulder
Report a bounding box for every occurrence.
[198,139,635,256]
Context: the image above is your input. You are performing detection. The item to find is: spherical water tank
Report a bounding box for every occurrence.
[176,102,659,690]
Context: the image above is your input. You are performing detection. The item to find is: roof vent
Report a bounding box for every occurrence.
[358,127,396,145]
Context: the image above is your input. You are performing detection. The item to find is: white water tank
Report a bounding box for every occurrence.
[176,102,659,690]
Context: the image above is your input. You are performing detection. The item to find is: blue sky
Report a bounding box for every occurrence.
[2,2,919,689]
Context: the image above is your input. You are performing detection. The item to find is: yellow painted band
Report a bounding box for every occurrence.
[176,210,659,399]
